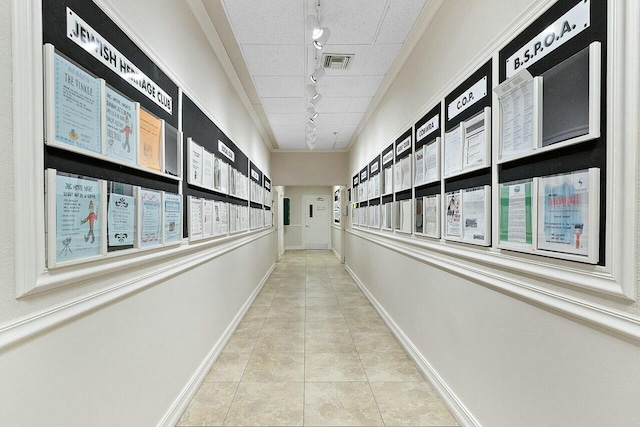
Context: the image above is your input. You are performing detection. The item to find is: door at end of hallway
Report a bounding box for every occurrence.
[303,196,330,249]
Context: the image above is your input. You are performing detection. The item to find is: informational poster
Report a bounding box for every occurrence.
[105,86,137,164]
[445,191,461,238]
[424,141,438,183]
[495,69,536,159]
[107,192,135,247]
[444,126,462,177]
[203,200,213,237]
[463,113,486,169]
[401,157,411,190]
[230,205,237,233]
[164,193,182,244]
[139,108,162,171]
[424,195,440,238]
[384,167,393,194]
[189,140,203,186]
[213,202,222,235]
[53,53,101,153]
[401,200,412,233]
[538,170,594,256]
[462,187,488,243]
[54,174,102,263]
[230,168,237,196]
[415,198,423,234]
[220,203,229,234]
[499,181,533,246]
[140,189,162,248]
[220,162,229,194]
[190,198,203,238]
[203,151,214,190]
[383,203,392,230]
[394,162,402,193]
[414,147,424,186]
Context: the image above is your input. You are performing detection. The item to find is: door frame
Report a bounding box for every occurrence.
[302,195,331,250]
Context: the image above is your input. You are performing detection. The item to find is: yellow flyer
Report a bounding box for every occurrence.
[139,108,162,171]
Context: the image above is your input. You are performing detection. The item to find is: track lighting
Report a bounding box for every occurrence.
[305,15,324,40]
[307,107,318,120]
[305,121,317,133]
[306,84,321,101]
[306,140,316,150]
[309,93,322,108]
[310,67,325,84]
[313,28,331,50]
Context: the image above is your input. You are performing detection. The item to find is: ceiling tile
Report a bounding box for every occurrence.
[343,112,364,126]
[222,0,304,44]
[243,45,306,76]
[376,0,427,44]
[314,97,350,113]
[316,76,361,97]
[347,97,372,113]
[254,76,304,97]
[337,125,358,143]
[278,139,305,149]
[268,113,306,126]
[362,44,402,76]
[315,140,337,149]
[316,0,388,45]
[313,113,345,126]
[272,125,305,138]
[355,75,385,97]
[307,44,372,75]
[262,97,306,114]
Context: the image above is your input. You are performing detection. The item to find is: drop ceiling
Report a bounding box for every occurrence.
[210,0,429,150]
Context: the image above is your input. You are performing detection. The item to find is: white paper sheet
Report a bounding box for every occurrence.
[462,187,487,242]
[202,151,213,190]
[203,200,213,236]
[444,127,462,177]
[496,69,535,159]
[401,157,411,190]
[463,113,486,169]
[424,141,438,183]
[424,195,440,238]
[384,167,393,194]
[189,140,203,186]
[401,200,412,233]
[414,147,424,187]
[445,192,461,238]
[394,163,402,193]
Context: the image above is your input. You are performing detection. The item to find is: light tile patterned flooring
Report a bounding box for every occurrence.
[177,250,458,427]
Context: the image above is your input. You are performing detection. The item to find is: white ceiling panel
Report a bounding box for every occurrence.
[337,125,358,143]
[315,97,350,113]
[262,97,306,114]
[278,139,305,149]
[243,44,306,76]
[268,113,306,126]
[355,75,385,97]
[272,125,305,139]
[307,44,372,75]
[343,112,364,126]
[316,76,361,97]
[362,44,402,76]
[254,76,304,98]
[347,97,372,113]
[222,0,304,44]
[315,0,388,45]
[313,113,345,126]
[376,0,428,44]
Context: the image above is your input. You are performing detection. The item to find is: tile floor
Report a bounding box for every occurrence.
[177,250,458,427]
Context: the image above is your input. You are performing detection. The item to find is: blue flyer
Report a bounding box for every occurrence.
[108,192,135,247]
[105,86,137,165]
[140,189,162,248]
[164,193,182,243]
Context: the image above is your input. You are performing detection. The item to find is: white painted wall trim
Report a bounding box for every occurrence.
[347,230,640,341]
[0,229,275,351]
[332,248,340,261]
[345,264,479,427]
[158,262,275,427]
[285,246,303,251]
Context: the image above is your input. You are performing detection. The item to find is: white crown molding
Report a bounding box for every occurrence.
[158,262,275,427]
[184,0,275,151]
[272,148,350,154]
[347,229,640,341]
[346,265,479,427]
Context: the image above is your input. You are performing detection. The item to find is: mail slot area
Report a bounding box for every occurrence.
[350,0,619,298]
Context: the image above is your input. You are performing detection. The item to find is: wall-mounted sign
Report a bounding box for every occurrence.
[370,161,379,174]
[360,169,368,181]
[382,151,394,165]
[67,8,173,114]
[416,114,440,142]
[353,176,359,186]
[218,140,235,162]
[448,77,487,120]
[396,136,411,156]
[251,169,259,181]
[506,0,591,78]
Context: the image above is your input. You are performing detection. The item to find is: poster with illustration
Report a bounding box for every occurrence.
[445,191,461,238]
[105,86,137,165]
[538,170,594,256]
[140,189,162,248]
[164,193,182,244]
[54,173,102,264]
[53,52,101,153]
[107,191,135,247]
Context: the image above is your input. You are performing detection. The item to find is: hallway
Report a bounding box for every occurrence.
[177,250,458,426]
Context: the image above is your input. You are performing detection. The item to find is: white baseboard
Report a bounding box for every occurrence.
[346,264,480,427]
[332,247,341,261]
[159,262,275,427]
[285,246,303,251]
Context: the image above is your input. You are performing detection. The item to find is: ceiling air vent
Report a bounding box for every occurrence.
[322,53,354,70]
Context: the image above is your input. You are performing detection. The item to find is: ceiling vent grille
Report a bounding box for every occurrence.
[322,54,354,70]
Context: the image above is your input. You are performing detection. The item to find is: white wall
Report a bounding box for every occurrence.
[346,0,640,425]
[331,185,344,261]
[283,186,332,250]
[0,1,275,426]
[271,152,349,186]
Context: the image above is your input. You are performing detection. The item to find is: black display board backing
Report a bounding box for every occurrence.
[264,176,271,190]
[46,146,179,193]
[334,191,339,201]
[382,144,394,168]
[250,202,263,209]
[43,0,178,128]
[369,199,381,206]
[359,201,369,208]
[498,0,607,265]
[353,174,359,188]
[188,188,228,204]
[395,189,412,202]
[382,195,394,205]
[415,182,441,198]
[250,162,263,184]
[369,156,381,176]
[348,189,351,202]
[445,60,492,131]
[394,129,413,161]
[415,103,441,150]
[445,170,491,192]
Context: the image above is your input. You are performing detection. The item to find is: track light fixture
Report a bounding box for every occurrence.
[310,67,325,84]
[305,121,317,133]
[307,107,318,120]
[306,84,321,101]
[313,27,331,50]
[305,15,324,40]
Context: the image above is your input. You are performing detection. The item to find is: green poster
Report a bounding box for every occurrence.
[499,181,532,245]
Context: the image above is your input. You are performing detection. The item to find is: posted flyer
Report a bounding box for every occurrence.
[139,109,162,171]
[140,189,162,247]
[445,191,461,237]
[164,193,182,243]
[499,181,533,245]
[107,192,135,247]
[105,86,137,165]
